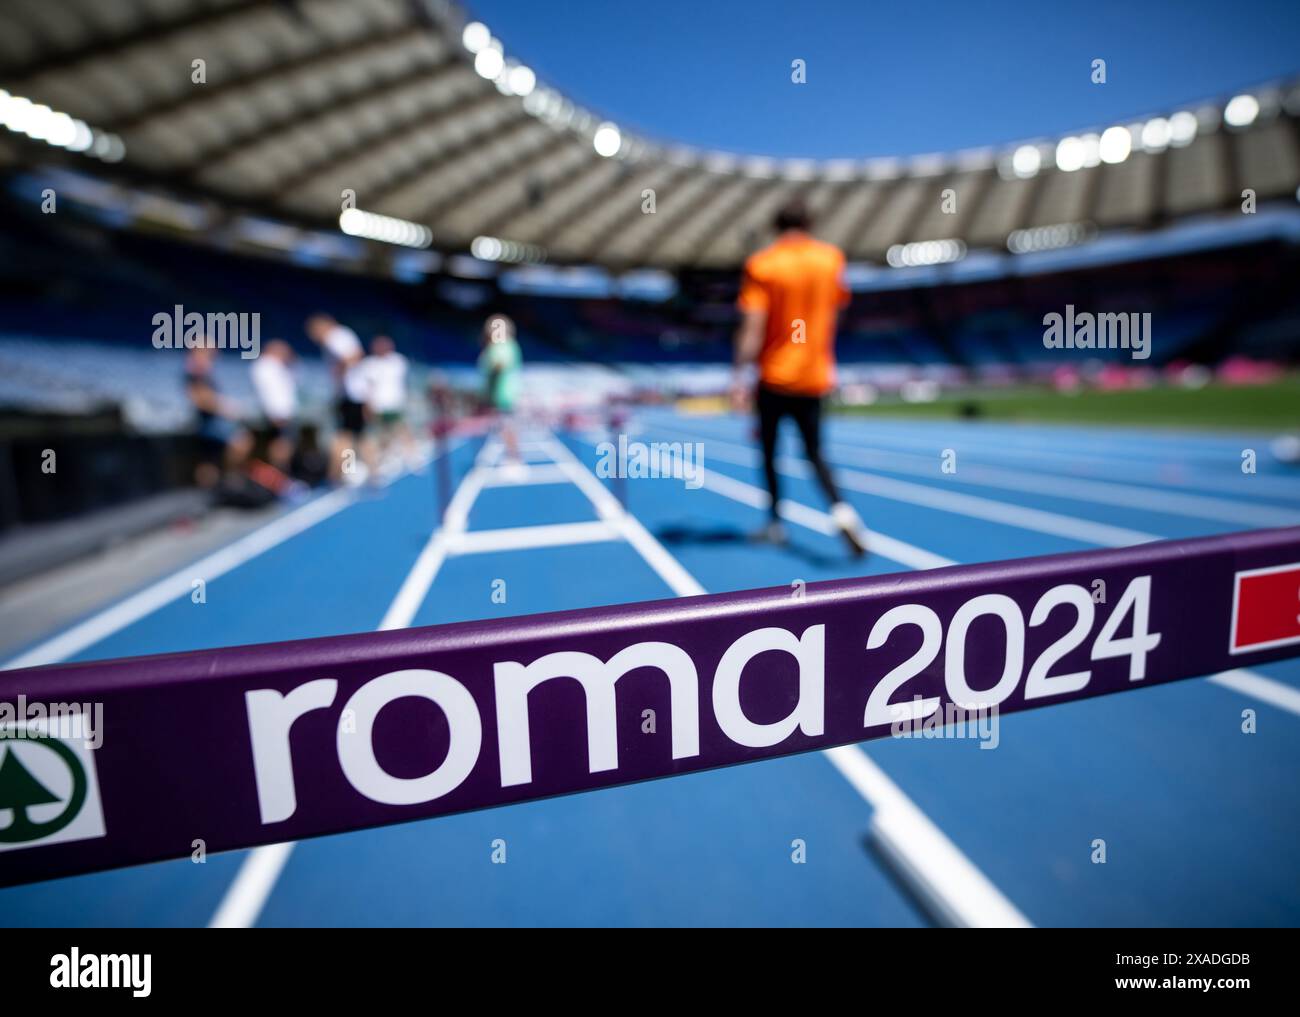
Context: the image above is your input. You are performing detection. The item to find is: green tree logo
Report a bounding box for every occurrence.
[0,732,87,844]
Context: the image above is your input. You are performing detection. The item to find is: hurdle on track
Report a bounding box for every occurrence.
[1,526,1298,887]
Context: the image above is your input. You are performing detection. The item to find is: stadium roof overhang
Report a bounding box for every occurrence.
[0,0,1298,273]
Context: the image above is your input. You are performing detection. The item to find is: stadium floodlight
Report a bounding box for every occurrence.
[507,64,536,97]
[522,86,554,117]
[783,160,817,181]
[864,157,902,180]
[1098,126,1132,164]
[1,94,36,134]
[474,44,505,80]
[704,152,737,173]
[1079,133,1101,168]
[338,208,432,249]
[23,103,56,141]
[1223,93,1259,128]
[908,153,947,178]
[822,159,858,181]
[462,21,491,54]
[1055,136,1086,172]
[44,111,77,148]
[100,134,126,163]
[0,89,121,161]
[1140,117,1171,152]
[886,238,966,268]
[472,235,546,264]
[593,122,622,158]
[1007,221,1094,254]
[1011,144,1041,178]
[1168,110,1198,146]
[66,119,94,152]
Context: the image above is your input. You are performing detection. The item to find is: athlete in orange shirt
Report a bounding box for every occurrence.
[732,198,869,556]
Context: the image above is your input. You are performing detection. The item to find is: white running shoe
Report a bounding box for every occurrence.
[830,501,869,558]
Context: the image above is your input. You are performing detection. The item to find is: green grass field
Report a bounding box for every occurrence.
[835,378,1300,431]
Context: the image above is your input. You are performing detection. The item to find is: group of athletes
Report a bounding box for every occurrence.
[183,310,523,501]
[181,198,869,557]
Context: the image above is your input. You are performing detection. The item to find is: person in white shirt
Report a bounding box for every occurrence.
[249,339,297,472]
[305,313,374,483]
[361,336,416,468]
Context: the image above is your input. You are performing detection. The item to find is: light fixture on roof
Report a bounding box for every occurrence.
[822,159,857,181]
[1007,221,1093,254]
[863,157,901,180]
[471,235,546,264]
[462,22,491,54]
[1098,125,1132,164]
[522,86,553,117]
[704,152,736,173]
[1011,144,1041,178]
[593,122,622,158]
[783,159,817,180]
[1055,136,1086,172]
[886,238,966,268]
[1223,93,1259,128]
[1140,117,1171,152]
[338,208,432,249]
[474,43,505,80]
[507,64,536,97]
[0,89,122,160]
[1167,110,1198,146]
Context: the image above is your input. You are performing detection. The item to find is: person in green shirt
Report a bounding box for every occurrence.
[479,312,522,463]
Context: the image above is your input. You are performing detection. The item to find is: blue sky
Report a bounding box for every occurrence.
[467,0,1300,159]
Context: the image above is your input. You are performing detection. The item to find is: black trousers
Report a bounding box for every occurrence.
[756,384,842,518]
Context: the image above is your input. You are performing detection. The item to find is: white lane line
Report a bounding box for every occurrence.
[819,420,1300,500]
[377,530,454,634]
[813,442,1297,530]
[565,425,948,572]
[823,746,1031,928]
[441,440,499,533]
[1209,669,1300,718]
[830,466,1157,547]
[3,489,354,671]
[644,422,1300,720]
[209,441,476,929]
[206,842,295,931]
[450,520,621,555]
[687,457,955,572]
[561,432,1027,927]
[540,435,708,595]
[478,463,571,488]
[828,417,1267,460]
[660,423,1158,547]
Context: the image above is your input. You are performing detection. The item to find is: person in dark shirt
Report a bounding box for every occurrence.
[185,347,252,489]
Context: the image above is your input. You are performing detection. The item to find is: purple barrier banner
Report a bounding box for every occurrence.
[2,527,1299,887]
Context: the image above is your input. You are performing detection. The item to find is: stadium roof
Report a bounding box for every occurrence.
[1,0,1298,271]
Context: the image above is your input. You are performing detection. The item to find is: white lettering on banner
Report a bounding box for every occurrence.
[336,669,481,805]
[712,625,825,746]
[495,642,699,788]
[242,580,1161,824]
[245,679,337,824]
